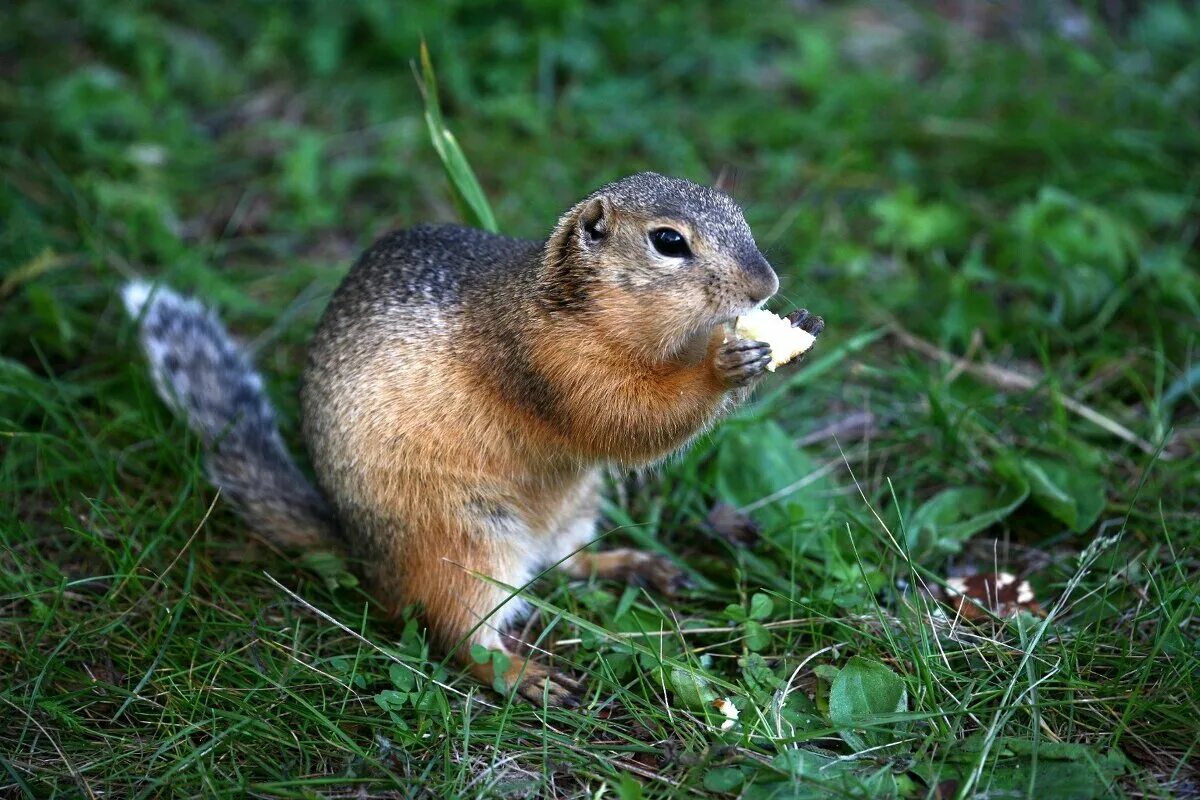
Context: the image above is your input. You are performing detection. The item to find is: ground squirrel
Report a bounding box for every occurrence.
[124,171,824,705]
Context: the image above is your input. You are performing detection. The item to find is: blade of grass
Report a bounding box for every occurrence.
[415,41,499,233]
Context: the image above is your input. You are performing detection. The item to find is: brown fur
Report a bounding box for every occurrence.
[296,173,792,703]
[129,172,815,705]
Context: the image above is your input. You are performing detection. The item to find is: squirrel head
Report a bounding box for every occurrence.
[540,172,778,361]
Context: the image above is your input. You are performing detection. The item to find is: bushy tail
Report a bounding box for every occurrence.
[122,281,338,550]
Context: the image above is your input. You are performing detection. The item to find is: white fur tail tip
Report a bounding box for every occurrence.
[121,280,154,318]
[122,280,188,319]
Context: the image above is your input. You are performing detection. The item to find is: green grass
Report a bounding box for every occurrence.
[2,1,1199,797]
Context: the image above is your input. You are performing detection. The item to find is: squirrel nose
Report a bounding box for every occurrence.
[742,252,779,303]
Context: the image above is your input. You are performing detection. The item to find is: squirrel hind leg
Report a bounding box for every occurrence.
[547,496,693,596]
[388,515,583,706]
[561,549,693,596]
[467,627,582,708]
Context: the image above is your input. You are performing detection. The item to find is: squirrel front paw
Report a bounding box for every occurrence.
[786,308,825,337]
[716,338,772,388]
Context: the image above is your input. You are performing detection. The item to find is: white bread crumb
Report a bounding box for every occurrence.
[735,308,816,371]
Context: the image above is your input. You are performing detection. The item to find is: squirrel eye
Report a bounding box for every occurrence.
[649,227,691,258]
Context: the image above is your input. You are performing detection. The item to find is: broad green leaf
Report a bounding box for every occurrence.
[745,620,771,651]
[1021,456,1106,532]
[388,663,415,692]
[374,690,406,711]
[749,592,774,620]
[905,482,1028,557]
[714,420,827,526]
[468,643,492,664]
[1009,187,1138,324]
[759,748,903,799]
[740,654,783,702]
[668,667,717,712]
[983,758,1125,800]
[703,767,745,792]
[828,657,908,751]
[871,187,969,251]
[772,747,843,777]
[742,781,844,800]
[1129,189,1190,227]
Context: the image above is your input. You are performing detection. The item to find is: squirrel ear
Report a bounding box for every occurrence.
[578,196,611,244]
[713,166,739,195]
[541,196,612,310]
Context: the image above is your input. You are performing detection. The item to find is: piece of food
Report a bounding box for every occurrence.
[734,308,817,371]
[712,697,740,731]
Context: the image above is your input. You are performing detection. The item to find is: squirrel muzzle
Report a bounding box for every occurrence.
[740,250,779,307]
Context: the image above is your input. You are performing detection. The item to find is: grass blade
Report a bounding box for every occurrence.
[416,41,499,233]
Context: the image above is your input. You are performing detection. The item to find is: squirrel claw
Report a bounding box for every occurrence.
[717,339,771,388]
[516,670,583,707]
[629,553,694,596]
[786,308,825,337]
[547,670,585,692]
